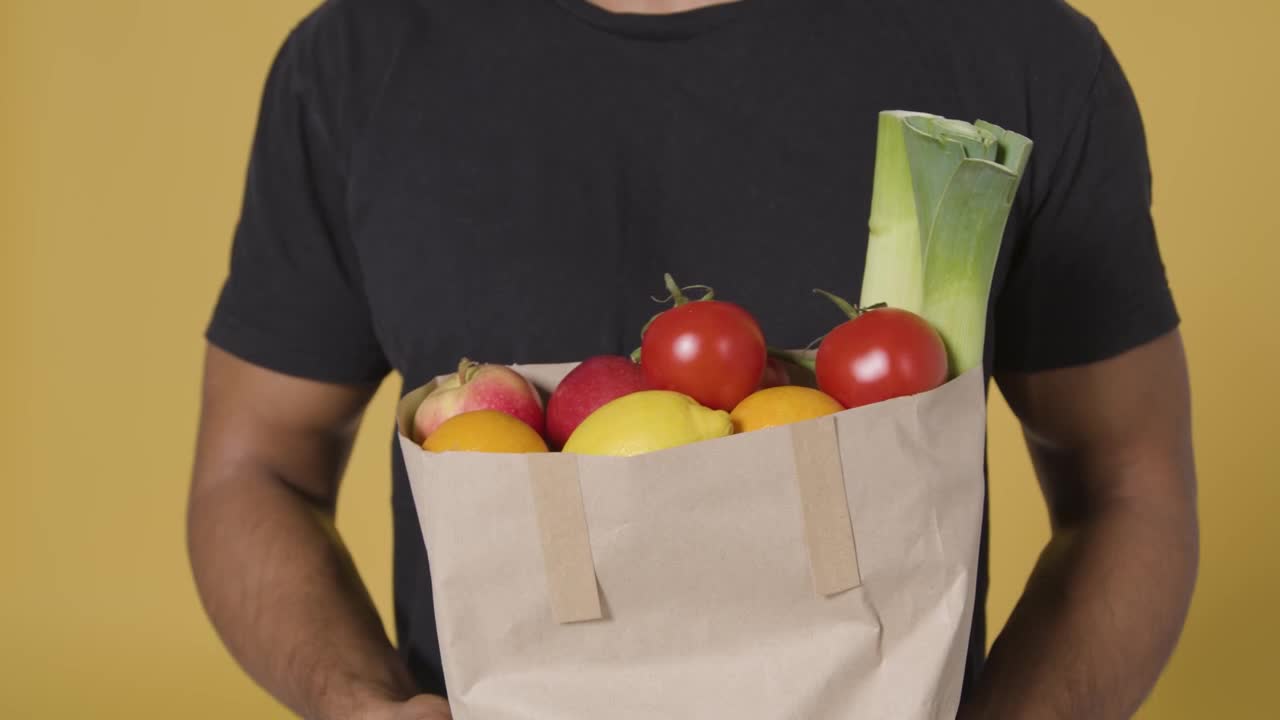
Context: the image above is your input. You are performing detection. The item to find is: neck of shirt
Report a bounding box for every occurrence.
[553,0,756,40]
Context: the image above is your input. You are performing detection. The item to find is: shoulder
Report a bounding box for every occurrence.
[891,0,1103,60]
[867,0,1116,130]
[927,1,1138,205]
[941,0,1102,54]
[965,0,1108,100]
[280,0,427,85]
[270,0,431,140]
[1004,0,1107,85]
[293,0,430,53]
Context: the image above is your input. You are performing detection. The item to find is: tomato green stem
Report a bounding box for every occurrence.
[664,273,689,305]
[657,273,715,306]
[767,347,817,372]
[813,289,886,319]
[813,288,859,319]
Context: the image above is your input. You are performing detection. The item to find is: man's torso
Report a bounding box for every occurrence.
[297,0,1104,696]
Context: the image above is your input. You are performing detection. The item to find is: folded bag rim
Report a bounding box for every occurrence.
[395,360,984,461]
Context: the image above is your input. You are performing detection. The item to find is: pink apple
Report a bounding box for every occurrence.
[545,355,652,449]
[413,359,545,442]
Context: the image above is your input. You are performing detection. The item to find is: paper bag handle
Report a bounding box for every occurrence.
[790,417,863,596]
[527,454,603,624]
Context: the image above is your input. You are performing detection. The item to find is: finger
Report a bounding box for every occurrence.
[396,694,452,720]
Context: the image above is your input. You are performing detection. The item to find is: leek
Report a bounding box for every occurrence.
[858,111,1032,376]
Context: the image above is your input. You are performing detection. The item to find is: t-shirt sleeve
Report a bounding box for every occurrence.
[992,36,1180,374]
[205,20,391,385]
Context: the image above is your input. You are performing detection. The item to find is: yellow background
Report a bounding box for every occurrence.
[3,0,1276,716]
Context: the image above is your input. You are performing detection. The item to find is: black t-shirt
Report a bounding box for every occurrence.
[206,0,1179,701]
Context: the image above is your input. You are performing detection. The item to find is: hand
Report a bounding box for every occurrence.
[362,694,453,720]
[389,695,453,720]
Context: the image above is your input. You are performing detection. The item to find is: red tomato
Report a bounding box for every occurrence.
[641,301,767,411]
[815,308,948,409]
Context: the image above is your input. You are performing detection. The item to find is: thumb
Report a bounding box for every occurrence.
[394,694,453,720]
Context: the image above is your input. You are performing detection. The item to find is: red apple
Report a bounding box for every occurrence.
[546,355,651,449]
[413,358,545,442]
[759,356,792,389]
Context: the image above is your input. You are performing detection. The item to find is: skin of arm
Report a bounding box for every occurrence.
[959,330,1199,719]
[187,345,452,720]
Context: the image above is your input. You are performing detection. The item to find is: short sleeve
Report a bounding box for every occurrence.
[993,36,1180,373]
[205,19,391,384]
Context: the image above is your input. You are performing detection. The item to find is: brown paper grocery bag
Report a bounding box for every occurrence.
[396,363,986,720]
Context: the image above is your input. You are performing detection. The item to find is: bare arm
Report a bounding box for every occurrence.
[187,345,451,720]
[960,330,1199,719]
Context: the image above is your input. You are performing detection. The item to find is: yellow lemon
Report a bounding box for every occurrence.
[423,410,548,453]
[729,386,844,434]
[562,390,732,457]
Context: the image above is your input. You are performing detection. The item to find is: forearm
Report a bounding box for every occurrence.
[188,468,417,720]
[961,499,1198,720]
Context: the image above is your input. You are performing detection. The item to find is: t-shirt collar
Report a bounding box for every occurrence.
[552,0,753,41]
